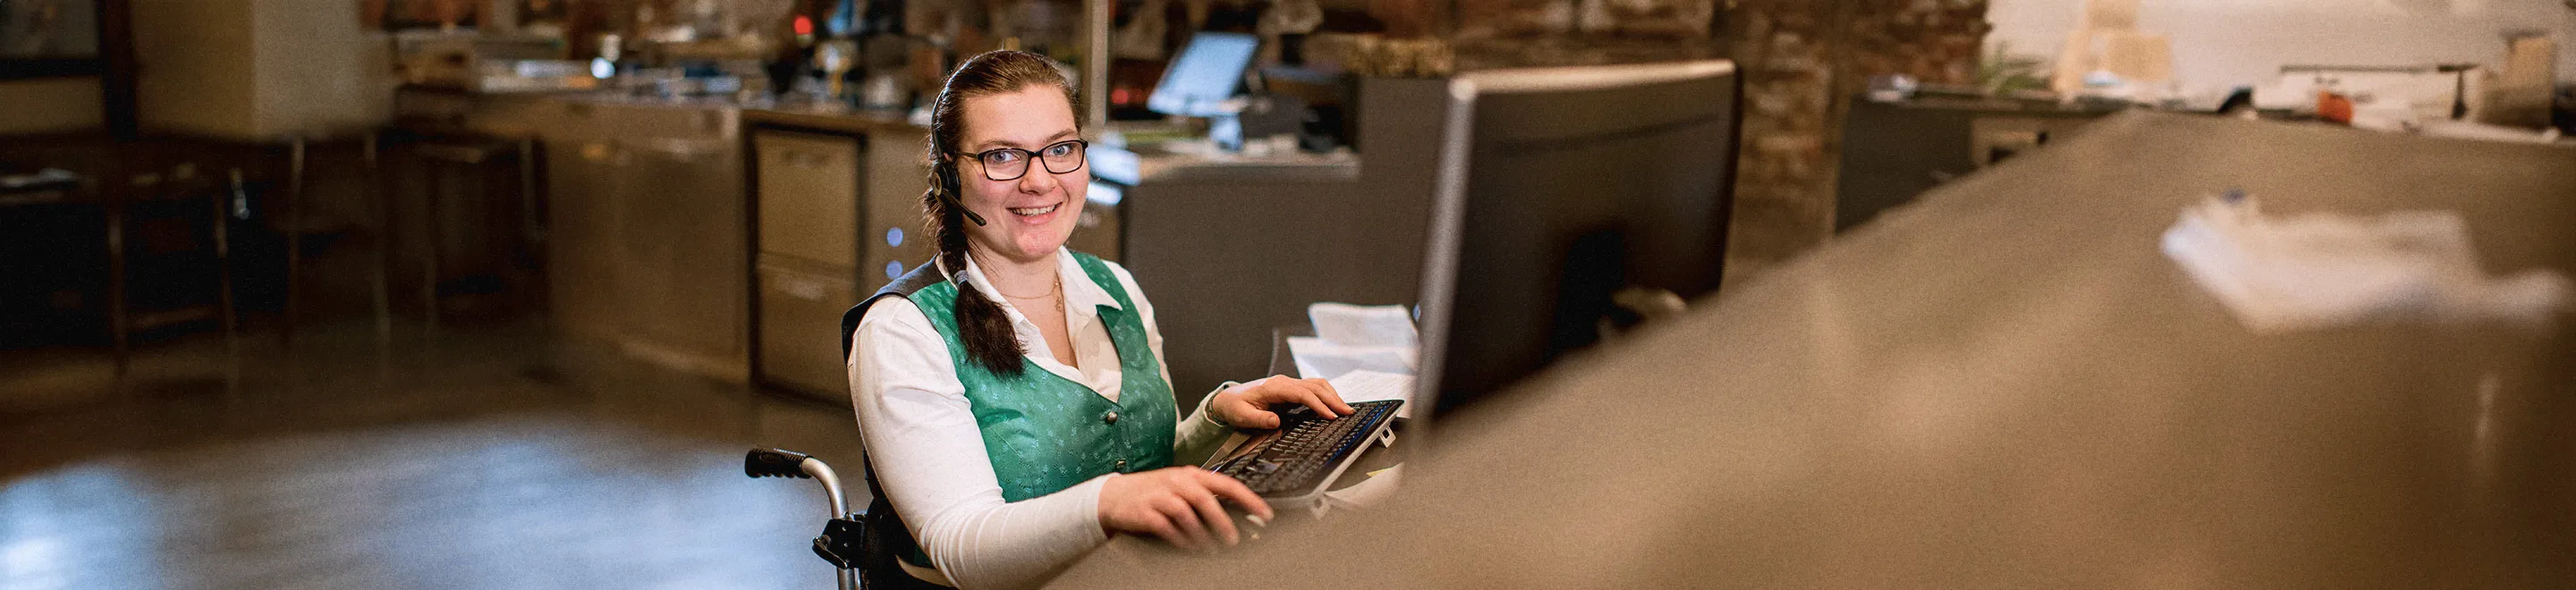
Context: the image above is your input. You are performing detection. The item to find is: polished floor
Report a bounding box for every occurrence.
[0,320,870,589]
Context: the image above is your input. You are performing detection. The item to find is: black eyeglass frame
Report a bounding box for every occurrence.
[953,139,1090,181]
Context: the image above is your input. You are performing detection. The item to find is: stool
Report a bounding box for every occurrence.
[104,156,250,375]
[380,131,540,338]
[275,133,391,350]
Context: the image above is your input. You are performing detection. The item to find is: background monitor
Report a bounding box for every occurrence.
[1414,60,1742,420]
[1147,32,1259,118]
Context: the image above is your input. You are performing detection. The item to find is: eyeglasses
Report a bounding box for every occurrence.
[955,139,1089,181]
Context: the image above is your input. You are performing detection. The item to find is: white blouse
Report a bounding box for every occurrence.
[847,249,1233,590]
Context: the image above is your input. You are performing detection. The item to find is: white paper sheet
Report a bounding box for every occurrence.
[1306,302,1419,349]
[2160,194,2572,332]
[1288,338,1415,382]
[1326,369,1416,418]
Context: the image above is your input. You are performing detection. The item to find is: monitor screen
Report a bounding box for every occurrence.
[1148,32,1259,118]
[1415,61,1741,420]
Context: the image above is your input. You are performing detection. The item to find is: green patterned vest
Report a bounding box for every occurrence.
[903,252,1178,499]
[839,252,1178,569]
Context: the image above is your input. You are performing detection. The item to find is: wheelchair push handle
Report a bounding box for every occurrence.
[746,448,852,517]
[746,448,816,479]
[747,448,862,590]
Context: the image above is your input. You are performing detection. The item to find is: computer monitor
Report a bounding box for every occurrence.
[1147,32,1259,118]
[1413,60,1742,420]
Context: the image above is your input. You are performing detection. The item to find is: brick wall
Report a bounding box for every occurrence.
[1723,0,1988,284]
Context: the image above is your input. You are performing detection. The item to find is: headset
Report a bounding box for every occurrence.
[928,157,985,285]
[933,156,988,227]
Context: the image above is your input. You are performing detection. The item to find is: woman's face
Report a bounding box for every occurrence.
[954,85,1089,263]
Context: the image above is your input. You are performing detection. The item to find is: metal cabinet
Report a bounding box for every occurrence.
[752,129,866,396]
[542,101,749,380]
[757,255,861,396]
[544,139,623,342]
[756,131,863,266]
[616,137,746,365]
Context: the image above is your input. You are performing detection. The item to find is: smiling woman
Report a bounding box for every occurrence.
[839,50,1355,589]
[919,52,1091,375]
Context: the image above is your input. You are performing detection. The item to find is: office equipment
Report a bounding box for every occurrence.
[1259,64,1359,151]
[1147,32,1271,151]
[1147,32,1259,118]
[1414,60,1741,419]
[1204,399,1402,505]
[1054,110,2576,590]
[1120,78,1447,401]
[1220,93,1308,152]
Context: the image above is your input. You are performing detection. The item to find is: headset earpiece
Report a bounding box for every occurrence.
[937,164,961,196]
[936,160,987,227]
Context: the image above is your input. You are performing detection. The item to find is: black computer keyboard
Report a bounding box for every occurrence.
[1208,400,1402,497]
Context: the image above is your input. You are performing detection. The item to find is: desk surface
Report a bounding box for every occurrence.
[1123,145,1360,185]
[1052,112,2576,587]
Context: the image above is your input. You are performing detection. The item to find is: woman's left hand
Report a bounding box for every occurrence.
[1208,375,1355,429]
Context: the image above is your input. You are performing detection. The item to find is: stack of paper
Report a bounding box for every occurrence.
[2160,194,2572,333]
[1287,303,1419,380]
[1286,339,1412,380]
[1326,369,1416,418]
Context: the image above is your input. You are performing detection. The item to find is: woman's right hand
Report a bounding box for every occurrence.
[1097,467,1272,551]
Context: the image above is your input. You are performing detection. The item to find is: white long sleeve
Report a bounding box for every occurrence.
[847,251,1232,589]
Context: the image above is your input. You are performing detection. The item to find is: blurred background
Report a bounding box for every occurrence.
[1,0,2571,588]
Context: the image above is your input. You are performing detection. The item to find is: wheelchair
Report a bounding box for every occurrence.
[743,448,874,590]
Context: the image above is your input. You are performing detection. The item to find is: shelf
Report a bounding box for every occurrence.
[0,57,107,80]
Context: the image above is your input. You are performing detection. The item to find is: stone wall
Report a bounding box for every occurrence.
[1448,0,1728,70]
[1724,0,1988,284]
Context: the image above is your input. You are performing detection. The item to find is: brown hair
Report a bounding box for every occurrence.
[922,50,1080,376]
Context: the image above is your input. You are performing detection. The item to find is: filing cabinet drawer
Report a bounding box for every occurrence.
[756,131,863,266]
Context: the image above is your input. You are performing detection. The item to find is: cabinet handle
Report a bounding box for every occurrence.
[643,139,719,161]
[781,277,827,300]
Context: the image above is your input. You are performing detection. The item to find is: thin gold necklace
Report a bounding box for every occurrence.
[996,274,1061,301]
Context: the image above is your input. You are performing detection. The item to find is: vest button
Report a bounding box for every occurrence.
[1114,459,1129,472]
[1104,411,1120,425]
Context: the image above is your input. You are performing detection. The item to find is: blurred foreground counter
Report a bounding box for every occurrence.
[1054,112,2576,587]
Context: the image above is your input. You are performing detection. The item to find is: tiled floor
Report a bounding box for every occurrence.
[0,319,870,589]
